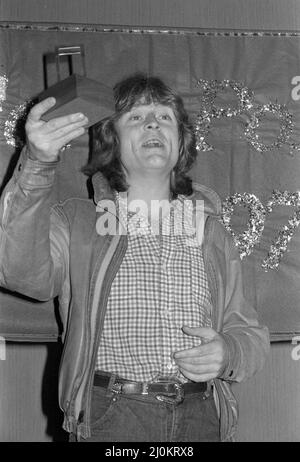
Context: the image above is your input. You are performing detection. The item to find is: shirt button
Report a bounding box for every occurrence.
[166,362,173,370]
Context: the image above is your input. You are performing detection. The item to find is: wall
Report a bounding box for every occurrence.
[0,0,300,442]
[0,342,67,441]
[1,0,300,31]
[233,343,300,441]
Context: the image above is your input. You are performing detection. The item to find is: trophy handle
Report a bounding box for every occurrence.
[55,45,87,81]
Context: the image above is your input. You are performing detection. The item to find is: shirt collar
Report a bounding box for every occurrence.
[115,192,195,238]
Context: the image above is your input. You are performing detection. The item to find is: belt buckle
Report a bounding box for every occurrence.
[156,382,184,405]
[111,381,123,394]
[111,381,149,395]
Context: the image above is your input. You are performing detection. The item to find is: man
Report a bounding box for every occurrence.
[0,73,269,442]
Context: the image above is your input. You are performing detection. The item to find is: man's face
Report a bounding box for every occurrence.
[115,101,179,180]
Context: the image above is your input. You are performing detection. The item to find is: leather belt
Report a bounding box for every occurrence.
[94,372,208,404]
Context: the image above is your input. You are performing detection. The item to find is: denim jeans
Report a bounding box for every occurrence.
[78,385,220,442]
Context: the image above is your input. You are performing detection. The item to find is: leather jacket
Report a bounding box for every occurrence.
[0,151,270,441]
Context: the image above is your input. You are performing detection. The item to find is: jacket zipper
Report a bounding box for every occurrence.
[202,216,232,441]
[60,234,122,425]
[77,233,128,436]
[202,216,218,329]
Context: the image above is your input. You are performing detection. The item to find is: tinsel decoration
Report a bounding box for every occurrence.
[0,74,8,112]
[194,79,254,151]
[262,190,300,270]
[244,103,300,154]
[4,99,34,148]
[221,192,266,259]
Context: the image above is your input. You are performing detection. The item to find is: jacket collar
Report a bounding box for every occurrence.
[190,182,221,218]
[92,171,115,205]
[92,173,221,218]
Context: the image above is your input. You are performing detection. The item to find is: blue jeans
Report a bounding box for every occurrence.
[79,385,220,442]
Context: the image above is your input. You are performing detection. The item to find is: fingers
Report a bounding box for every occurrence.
[175,350,217,363]
[174,337,222,359]
[25,99,89,161]
[182,325,217,341]
[27,97,56,123]
[57,124,87,147]
[27,122,87,162]
[175,349,223,372]
[174,334,228,381]
[176,352,224,381]
[41,116,88,141]
[40,112,88,134]
[179,362,219,376]
[26,98,88,135]
[178,367,218,382]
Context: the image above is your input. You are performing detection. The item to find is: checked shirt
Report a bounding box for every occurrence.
[96,193,212,382]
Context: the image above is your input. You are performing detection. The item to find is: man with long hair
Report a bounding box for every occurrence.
[0,73,269,442]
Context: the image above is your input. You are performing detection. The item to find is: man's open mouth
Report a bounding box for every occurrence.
[142,139,164,148]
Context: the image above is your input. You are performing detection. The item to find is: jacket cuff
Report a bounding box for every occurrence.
[218,332,241,381]
[16,148,59,188]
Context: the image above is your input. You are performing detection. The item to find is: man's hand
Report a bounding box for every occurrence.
[25,97,89,162]
[174,326,229,382]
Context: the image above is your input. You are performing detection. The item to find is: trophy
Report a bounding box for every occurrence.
[38,45,114,127]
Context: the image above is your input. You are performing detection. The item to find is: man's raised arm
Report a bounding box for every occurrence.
[0,98,88,300]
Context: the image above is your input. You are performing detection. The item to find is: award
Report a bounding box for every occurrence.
[38,45,114,127]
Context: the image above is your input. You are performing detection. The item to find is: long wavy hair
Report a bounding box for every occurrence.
[82,73,197,198]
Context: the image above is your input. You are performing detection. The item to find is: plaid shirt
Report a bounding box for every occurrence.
[96,193,212,383]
